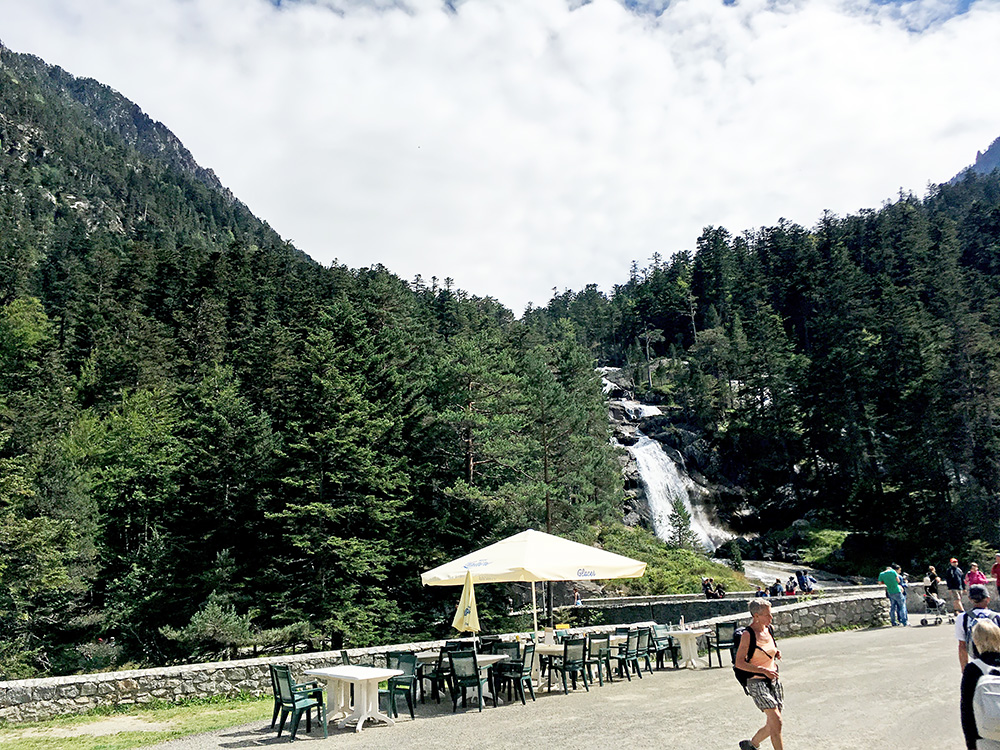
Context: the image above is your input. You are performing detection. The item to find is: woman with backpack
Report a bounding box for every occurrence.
[960,618,1000,749]
[735,599,784,750]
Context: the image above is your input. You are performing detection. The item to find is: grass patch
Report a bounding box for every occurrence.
[589,523,751,595]
[797,529,850,568]
[0,694,271,750]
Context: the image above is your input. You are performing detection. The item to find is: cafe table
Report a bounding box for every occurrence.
[669,628,711,669]
[304,665,402,732]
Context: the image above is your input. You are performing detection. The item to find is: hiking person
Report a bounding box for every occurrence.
[735,599,784,750]
[960,618,1000,749]
[879,563,908,627]
[949,558,967,614]
[957,584,1000,670]
[767,578,783,597]
[993,553,1000,594]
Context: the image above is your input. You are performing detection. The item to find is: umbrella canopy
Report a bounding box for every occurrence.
[451,569,481,633]
[422,529,647,636]
[421,528,648,586]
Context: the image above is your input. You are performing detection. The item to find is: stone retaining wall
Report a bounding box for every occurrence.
[0,592,888,724]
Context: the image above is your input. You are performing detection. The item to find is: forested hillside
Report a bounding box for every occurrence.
[0,44,628,678]
[529,171,1000,569]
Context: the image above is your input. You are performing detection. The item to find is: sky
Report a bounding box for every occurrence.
[1,0,999,314]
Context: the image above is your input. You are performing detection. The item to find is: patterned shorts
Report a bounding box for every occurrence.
[747,677,784,711]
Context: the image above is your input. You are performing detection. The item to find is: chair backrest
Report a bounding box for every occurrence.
[340,650,351,665]
[479,635,500,653]
[563,637,587,665]
[495,641,520,661]
[395,651,417,677]
[615,626,632,636]
[717,622,738,644]
[589,633,610,657]
[445,640,467,650]
[448,649,479,682]
[652,624,670,642]
[520,643,536,674]
[268,663,280,696]
[626,629,639,654]
[386,650,405,669]
[272,664,296,706]
[636,627,651,652]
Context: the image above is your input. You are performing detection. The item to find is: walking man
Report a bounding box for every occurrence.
[947,557,966,614]
[879,563,908,627]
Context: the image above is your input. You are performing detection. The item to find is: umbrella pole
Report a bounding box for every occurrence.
[531,582,539,638]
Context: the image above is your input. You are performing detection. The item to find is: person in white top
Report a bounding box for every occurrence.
[957,585,1000,670]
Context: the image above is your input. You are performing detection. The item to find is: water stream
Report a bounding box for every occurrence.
[627,434,732,553]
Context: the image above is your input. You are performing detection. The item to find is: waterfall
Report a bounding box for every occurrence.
[627,434,731,553]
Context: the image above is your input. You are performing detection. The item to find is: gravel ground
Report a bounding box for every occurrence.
[146,623,962,750]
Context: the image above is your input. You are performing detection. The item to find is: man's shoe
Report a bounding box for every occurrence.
[739,742,757,750]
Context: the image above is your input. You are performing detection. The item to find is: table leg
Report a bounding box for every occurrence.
[338,680,396,732]
[326,679,351,723]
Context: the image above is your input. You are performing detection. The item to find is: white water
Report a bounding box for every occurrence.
[628,435,731,553]
[617,399,662,419]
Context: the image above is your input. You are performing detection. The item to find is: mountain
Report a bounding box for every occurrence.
[972,136,1000,176]
[953,135,1000,181]
[0,41,629,678]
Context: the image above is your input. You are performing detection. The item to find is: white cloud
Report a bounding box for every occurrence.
[1,0,999,312]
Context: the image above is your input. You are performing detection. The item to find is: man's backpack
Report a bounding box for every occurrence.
[964,610,1000,658]
[732,625,776,693]
[971,659,1000,741]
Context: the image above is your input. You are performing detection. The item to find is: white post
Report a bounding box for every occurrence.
[531,581,539,638]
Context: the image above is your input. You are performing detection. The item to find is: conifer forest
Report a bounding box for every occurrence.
[2,43,1000,678]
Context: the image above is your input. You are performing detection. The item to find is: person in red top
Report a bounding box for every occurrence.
[991,553,1000,592]
[966,562,988,588]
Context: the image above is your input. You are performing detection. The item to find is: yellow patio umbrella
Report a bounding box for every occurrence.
[422,529,647,636]
[451,569,480,633]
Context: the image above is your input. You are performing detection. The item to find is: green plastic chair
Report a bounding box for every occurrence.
[448,650,493,711]
[585,633,614,686]
[268,664,321,729]
[420,648,452,704]
[381,651,417,719]
[652,624,680,669]
[610,629,641,681]
[549,637,589,693]
[272,664,327,741]
[496,642,536,704]
[708,622,740,668]
[636,627,654,674]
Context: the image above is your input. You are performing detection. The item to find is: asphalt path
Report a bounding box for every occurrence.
[148,623,963,750]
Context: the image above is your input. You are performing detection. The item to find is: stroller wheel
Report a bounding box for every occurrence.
[920,618,928,626]
[935,617,942,625]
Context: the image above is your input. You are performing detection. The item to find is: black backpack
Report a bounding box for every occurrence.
[732,625,776,693]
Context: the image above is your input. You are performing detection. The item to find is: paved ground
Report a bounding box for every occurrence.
[148,623,963,750]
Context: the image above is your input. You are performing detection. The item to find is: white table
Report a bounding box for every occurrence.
[305,665,402,732]
[670,629,711,669]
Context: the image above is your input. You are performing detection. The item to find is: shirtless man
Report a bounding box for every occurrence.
[735,599,784,750]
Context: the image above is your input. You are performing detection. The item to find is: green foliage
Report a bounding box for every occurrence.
[592,523,748,595]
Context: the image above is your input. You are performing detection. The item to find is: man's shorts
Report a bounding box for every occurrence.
[747,677,784,711]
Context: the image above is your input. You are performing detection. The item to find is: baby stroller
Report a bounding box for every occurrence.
[920,589,953,626]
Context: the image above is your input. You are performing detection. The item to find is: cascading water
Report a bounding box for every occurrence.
[627,435,732,554]
[602,365,732,552]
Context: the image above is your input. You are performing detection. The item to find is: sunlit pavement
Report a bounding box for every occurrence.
[148,622,962,750]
